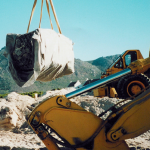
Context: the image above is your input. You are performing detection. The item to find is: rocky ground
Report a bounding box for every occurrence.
[0,88,150,150]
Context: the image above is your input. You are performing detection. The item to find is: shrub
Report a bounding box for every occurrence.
[20,91,43,98]
[0,93,8,98]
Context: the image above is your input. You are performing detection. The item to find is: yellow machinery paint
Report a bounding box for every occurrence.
[93,87,117,98]
[27,56,150,150]
[93,50,150,98]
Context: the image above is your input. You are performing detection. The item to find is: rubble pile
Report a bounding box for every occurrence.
[0,88,149,150]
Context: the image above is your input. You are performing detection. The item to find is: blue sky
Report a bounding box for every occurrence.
[1,0,150,61]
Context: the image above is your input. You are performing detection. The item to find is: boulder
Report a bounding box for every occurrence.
[0,92,35,131]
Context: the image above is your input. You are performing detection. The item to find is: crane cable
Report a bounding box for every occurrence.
[27,0,61,34]
[39,0,44,29]
[46,0,53,30]
[27,0,37,33]
[49,0,61,34]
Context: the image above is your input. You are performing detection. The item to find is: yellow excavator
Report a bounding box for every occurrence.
[93,50,150,98]
[27,56,150,150]
[25,1,150,149]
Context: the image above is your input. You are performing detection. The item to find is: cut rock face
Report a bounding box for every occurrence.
[0,92,35,131]
[0,104,18,130]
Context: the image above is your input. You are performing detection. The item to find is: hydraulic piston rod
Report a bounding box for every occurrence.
[65,68,131,99]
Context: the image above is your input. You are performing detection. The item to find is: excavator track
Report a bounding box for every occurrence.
[117,74,150,99]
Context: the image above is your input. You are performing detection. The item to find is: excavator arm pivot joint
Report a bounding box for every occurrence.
[109,127,127,141]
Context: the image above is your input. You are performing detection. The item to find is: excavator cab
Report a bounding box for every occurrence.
[101,50,143,78]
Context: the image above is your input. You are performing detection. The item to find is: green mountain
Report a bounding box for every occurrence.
[0,47,121,94]
[0,47,109,93]
[87,55,119,72]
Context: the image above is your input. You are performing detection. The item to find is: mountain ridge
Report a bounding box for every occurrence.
[0,47,119,93]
